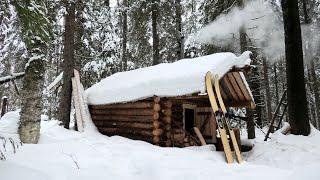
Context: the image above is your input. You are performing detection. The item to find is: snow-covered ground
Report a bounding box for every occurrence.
[1,111,320,180]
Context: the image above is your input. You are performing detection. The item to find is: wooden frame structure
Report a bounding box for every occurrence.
[88,71,255,147]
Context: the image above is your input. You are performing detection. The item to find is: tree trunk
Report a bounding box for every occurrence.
[301,0,319,129]
[274,62,279,104]
[310,60,320,129]
[281,0,310,135]
[151,0,160,65]
[19,52,45,143]
[122,0,128,70]
[14,0,49,144]
[58,2,76,129]
[75,0,85,71]
[237,0,255,139]
[263,58,273,123]
[175,0,184,60]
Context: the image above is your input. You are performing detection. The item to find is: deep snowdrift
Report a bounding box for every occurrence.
[1,111,320,180]
[85,51,252,105]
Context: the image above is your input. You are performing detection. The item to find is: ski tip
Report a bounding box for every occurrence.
[205,71,212,77]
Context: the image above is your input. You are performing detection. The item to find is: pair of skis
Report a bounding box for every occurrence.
[205,71,243,164]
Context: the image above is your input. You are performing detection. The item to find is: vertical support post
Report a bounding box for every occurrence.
[162,100,172,147]
[153,96,161,145]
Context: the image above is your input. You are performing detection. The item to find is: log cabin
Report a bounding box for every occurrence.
[85,51,255,147]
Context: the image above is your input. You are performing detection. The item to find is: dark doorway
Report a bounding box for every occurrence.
[184,108,195,134]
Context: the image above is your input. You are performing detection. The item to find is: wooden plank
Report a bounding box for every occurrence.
[72,78,84,132]
[222,76,240,101]
[227,73,245,101]
[232,72,251,101]
[219,84,228,101]
[74,69,91,132]
[193,127,207,145]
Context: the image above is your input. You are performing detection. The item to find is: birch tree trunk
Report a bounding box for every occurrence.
[14,0,51,143]
[19,53,45,143]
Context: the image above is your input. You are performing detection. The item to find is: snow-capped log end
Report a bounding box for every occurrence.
[85,51,252,105]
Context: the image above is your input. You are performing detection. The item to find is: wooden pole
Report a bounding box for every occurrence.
[193,127,206,145]
[0,97,8,117]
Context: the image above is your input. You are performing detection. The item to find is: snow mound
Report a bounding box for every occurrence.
[0,110,20,134]
[85,51,252,105]
[245,124,320,173]
[0,110,21,160]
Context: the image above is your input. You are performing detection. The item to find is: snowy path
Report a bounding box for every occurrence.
[1,111,320,180]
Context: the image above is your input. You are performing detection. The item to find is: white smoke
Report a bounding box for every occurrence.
[193,0,320,63]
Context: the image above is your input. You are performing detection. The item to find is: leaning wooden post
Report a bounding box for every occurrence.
[152,96,162,145]
[0,97,8,117]
[194,127,206,145]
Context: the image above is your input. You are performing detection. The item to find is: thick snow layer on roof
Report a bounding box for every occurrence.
[85,51,252,105]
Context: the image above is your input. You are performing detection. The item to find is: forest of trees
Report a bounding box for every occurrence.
[0,0,319,142]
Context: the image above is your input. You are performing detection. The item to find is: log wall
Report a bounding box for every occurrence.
[89,97,213,147]
[90,97,171,146]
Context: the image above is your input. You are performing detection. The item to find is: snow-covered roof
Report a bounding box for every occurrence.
[85,51,252,105]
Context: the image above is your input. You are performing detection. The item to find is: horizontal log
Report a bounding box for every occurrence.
[91,109,157,116]
[165,132,172,139]
[165,140,172,147]
[153,129,163,136]
[161,109,172,116]
[154,96,161,103]
[153,113,160,120]
[162,116,172,124]
[105,133,154,143]
[161,101,172,108]
[90,102,155,109]
[153,121,162,129]
[91,115,154,122]
[153,104,161,112]
[164,124,171,131]
[153,136,160,144]
[95,120,164,130]
[98,127,154,137]
[94,121,154,130]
